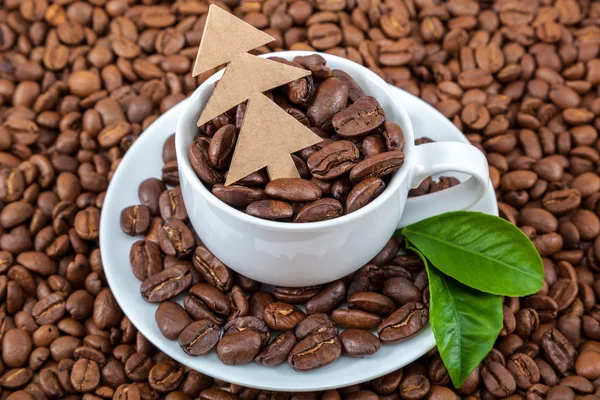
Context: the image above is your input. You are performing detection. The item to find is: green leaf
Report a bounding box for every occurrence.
[409,245,502,388]
[400,211,543,296]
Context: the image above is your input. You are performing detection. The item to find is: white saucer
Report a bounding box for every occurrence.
[99,86,498,392]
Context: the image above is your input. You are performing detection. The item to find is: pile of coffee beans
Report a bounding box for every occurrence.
[189,54,406,222]
[1,0,600,398]
[123,147,429,369]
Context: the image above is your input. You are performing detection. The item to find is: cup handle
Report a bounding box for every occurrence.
[397,141,489,228]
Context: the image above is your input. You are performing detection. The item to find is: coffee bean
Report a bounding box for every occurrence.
[332,96,385,137]
[255,332,297,367]
[507,353,540,389]
[130,240,163,281]
[158,186,188,221]
[120,205,151,236]
[339,329,380,357]
[157,218,195,258]
[207,125,237,169]
[138,178,165,216]
[288,330,341,372]
[273,286,321,304]
[307,140,360,180]
[217,329,262,365]
[192,246,233,291]
[383,277,422,306]
[378,302,428,344]
[264,302,306,331]
[349,151,405,183]
[294,313,337,341]
[345,177,385,214]
[307,77,348,131]
[540,328,577,375]
[2,328,32,368]
[155,301,191,340]
[189,136,223,185]
[178,320,220,356]
[482,361,516,397]
[348,292,396,316]
[212,184,265,209]
[224,316,270,346]
[124,352,155,382]
[294,198,343,222]
[332,309,380,330]
[140,264,192,303]
[70,358,100,393]
[246,200,293,220]
[148,361,184,393]
[188,283,231,316]
[399,374,430,400]
[265,178,322,202]
[305,280,345,314]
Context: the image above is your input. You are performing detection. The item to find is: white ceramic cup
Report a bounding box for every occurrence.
[176,51,489,287]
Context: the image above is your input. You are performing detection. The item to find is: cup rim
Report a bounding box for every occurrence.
[175,50,415,231]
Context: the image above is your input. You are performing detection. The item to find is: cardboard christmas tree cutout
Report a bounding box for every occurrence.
[193,4,322,186]
[191,5,274,76]
[196,53,311,126]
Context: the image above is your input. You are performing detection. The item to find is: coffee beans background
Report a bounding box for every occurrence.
[0,0,599,399]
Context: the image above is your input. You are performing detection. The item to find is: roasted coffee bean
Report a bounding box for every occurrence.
[383,277,423,306]
[189,136,224,185]
[273,286,321,304]
[305,280,345,314]
[70,358,100,393]
[148,361,184,393]
[294,198,343,222]
[332,309,381,330]
[189,284,231,315]
[345,177,385,214]
[2,328,32,368]
[120,205,151,236]
[349,151,405,183]
[338,329,380,358]
[482,361,516,397]
[216,329,262,365]
[307,77,348,130]
[265,178,322,202]
[192,246,233,291]
[332,70,365,102]
[138,178,166,216]
[348,292,396,316]
[158,218,195,258]
[264,302,306,331]
[507,353,540,389]
[130,239,163,281]
[399,374,430,400]
[540,329,577,375]
[155,301,191,340]
[224,316,270,346]
[159,186,188,221]
[140,264,192,303]
[332,97,385,137]
[255,332,297,367]
[288,330,342,372]
[294,313,337,341]
[246,200,293,220]
[208,125,237,169]
[212,184,265,209]
[124,352,155,382]
[307,140,360,180]
[178,320,220,356]
[378,302,428,344]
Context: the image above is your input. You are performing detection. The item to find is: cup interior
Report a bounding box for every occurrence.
[175,50,415,229]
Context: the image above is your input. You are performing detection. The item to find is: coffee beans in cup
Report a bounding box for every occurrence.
[188,55,406,222]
